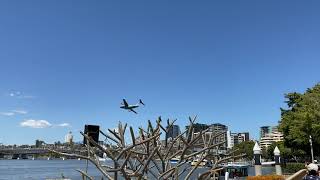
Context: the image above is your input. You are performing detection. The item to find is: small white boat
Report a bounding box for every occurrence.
[98,153,110,162]
[170,157,180,164]
[191,158,211,167]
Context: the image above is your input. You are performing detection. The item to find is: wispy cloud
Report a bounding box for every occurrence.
[12,110,28,114]
[19,95,35,99]
[20,119,71,128]
[0,109,28,116]
[9,91,21,97]
[7,91,35,99]
[57,123,71,127]
[20,119,52,128]
[0,112,15,116]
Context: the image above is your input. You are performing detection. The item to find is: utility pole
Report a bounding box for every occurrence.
[309,135,314,163]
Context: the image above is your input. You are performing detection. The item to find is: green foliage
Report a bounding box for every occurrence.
[266,142,291,160]
[35,139,44,147]
[262,148,268,159]
[233,140,255,160]
[279,83,320,156]
[282,163,305,174]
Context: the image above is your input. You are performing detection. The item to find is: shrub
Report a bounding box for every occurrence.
[282,163,305,174]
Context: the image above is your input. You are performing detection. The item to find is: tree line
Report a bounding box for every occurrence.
[233,83,320,162]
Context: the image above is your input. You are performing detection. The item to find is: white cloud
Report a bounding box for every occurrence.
[20,119,52,128]
[0,109,28,116]
[19,95,35,99]
[57,123,71,127]
[7,91,35,99]
[12,110,28,114]
[19,119,71,128]
[9,91,21,97]
[0,112,15,116]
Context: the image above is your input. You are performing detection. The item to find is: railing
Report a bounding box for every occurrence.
[286,169,307,180]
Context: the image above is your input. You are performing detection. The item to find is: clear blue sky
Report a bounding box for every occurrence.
[0,1,319,145]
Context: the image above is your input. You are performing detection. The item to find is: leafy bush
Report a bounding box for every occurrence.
[247,175,284,180]
[282,163,305,174]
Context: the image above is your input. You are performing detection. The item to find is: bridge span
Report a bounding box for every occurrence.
[0,148,87,159]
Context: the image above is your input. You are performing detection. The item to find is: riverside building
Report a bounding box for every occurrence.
[227,131,250,149]
[167,125,181,139]
[259,126,283,149]
[65,131,73,144]
[187,123,229,154]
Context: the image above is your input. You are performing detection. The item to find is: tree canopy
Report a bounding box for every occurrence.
[233,140,255,160]
[266,141,291,160]
[279,83,320,156]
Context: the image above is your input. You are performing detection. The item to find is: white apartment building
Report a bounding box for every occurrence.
[65,131,73,144]
[259,126,283,149]
[227,131,250,149]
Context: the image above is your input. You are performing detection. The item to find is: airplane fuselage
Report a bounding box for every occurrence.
[120,105,139,109]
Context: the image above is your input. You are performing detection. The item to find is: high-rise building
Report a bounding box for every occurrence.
[167,125,180,139]
[227,131,237,149]
[65,131,73,144]
[260,126,272,139]
[186,122,228,154]
[186,123,209,133]
[238,132,249,141]
[227,131,250,149]
[209,123,228,132]
[209,123,228,149]
[259,126,283,149]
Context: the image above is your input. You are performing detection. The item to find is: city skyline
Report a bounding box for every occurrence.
[1,1,320,145]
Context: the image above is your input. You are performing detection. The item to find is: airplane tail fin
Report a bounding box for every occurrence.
[139,99,145,106]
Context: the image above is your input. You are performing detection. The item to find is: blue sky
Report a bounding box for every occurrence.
[0,1,320,145]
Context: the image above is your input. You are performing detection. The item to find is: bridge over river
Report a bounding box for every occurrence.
[0,147,86,159]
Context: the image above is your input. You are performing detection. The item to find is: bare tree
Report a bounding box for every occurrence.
[50,116,245,180]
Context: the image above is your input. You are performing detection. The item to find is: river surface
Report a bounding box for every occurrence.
[0,159,275,180]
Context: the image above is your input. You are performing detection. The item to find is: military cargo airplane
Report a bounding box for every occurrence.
[120,99,145,114]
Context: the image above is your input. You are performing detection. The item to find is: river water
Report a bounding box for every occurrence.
[0,159,275,180]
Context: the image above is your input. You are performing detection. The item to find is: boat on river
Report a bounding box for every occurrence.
[170,157,180,164]
[218,163,249,180]
[98,153,110,162]
[190,158,212,167]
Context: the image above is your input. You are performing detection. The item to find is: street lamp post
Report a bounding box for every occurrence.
[309,135,314,163]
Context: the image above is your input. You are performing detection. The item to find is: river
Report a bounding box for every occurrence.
[0,159,275,180]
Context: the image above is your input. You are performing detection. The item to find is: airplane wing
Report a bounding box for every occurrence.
[130,109,138,114]
[122,99,128,106]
